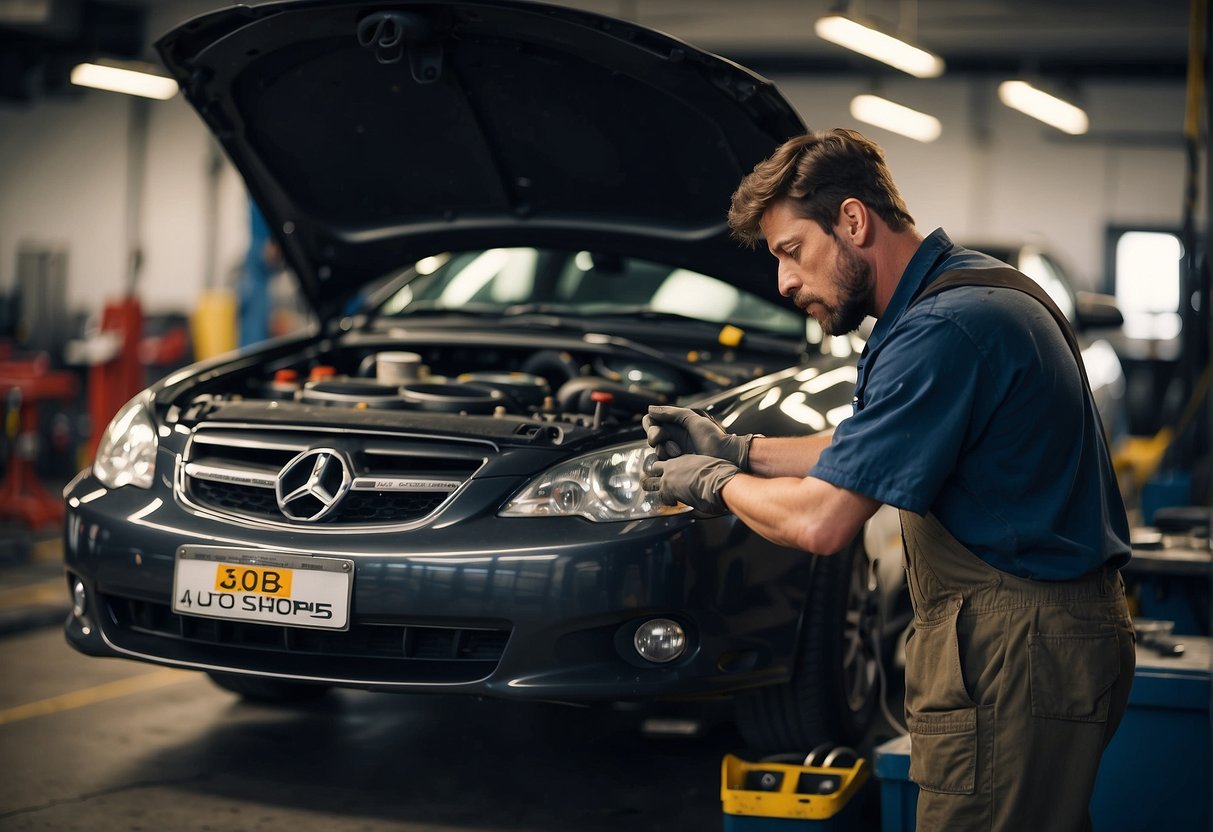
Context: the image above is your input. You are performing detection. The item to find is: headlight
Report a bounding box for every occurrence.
[501,441,691,522]
[93,392,157,489]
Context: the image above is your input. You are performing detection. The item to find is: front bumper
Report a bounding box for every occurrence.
[63,473,813,701]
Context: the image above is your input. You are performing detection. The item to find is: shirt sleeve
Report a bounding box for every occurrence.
[810,311,986,514]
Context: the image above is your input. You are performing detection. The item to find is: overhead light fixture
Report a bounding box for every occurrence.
[70,59,179,100]
[815,13,944,79]
[850,94,941,142]
[997,80,1088,135]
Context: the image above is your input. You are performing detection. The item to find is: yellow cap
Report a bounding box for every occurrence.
[718,325,745,348]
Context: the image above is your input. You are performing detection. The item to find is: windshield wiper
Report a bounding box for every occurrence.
[578,307,799,338]
[381,303,573,329]
[574,308,708,323]
[387,303,796,339]
[505,305,714,332]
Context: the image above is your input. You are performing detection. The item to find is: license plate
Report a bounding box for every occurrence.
[172,547,353,630]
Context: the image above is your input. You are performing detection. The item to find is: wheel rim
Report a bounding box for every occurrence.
[841,544,880,713]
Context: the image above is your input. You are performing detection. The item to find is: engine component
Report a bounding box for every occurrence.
[399,381,507,414]
[520,349,581,387]
[456,371,550,410]
[298,380,412,409]
[555,376,668,416]
[375,350,428,384]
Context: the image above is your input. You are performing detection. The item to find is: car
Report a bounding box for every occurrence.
[61,0,1125,755]
[63,0,888,753]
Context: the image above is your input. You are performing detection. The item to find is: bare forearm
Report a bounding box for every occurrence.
[746,432,834,478]
[721,472,878,554]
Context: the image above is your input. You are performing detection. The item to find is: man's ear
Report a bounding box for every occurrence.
[835,198,869,246]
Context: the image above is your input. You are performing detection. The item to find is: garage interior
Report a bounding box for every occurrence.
[0,0,1207,830]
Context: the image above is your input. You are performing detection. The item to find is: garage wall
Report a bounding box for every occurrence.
[0,91,248,317]
[772,74,1189,290]
[0,65,1190,328]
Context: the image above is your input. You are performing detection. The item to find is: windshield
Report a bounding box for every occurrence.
[377,248,805,337]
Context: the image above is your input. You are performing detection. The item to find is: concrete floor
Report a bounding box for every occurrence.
[0,524,898,832]
[0,624,759,832]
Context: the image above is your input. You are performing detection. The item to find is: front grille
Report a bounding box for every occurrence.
[180,427,490,527]
[190,480,280,515]
[188,480,450,522]
[102,594,511,685]
[330,491,451,523]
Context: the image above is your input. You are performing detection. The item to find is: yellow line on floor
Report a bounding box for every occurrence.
[0,669,192,725]
[0,579,65,608]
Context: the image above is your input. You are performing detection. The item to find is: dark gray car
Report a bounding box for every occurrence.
[63,0,1124,754]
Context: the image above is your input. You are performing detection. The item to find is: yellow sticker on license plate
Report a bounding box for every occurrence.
[214,563,293,598]
[173,547,353,631]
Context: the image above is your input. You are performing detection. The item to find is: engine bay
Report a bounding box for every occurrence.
[164,333,781,437]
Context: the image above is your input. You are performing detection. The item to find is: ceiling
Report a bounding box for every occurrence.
[583,0,1192,78]
[0,0,1194,103]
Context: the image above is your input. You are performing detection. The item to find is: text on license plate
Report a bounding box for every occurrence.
[173,547,353,630]
[215,564,292,597]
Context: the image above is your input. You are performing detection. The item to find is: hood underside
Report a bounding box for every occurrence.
[157,0,806,321]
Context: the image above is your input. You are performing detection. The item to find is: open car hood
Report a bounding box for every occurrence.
[157,0,806,322]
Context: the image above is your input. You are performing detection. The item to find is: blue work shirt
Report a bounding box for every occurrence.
[812,229,1130,579]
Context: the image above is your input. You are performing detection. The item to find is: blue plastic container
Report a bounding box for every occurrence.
[872,638,1212,831]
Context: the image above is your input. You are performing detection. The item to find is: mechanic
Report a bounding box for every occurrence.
[642,128,1134,832]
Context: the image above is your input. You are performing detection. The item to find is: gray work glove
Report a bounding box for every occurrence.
[642,405,755,469]
[641,453,740,516]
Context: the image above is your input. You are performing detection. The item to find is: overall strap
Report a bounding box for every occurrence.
[909,265,1114,467]
[910,267,1089,390]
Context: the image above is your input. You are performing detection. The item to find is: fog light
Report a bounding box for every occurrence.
[633,618,686,663]
[72,579,87,618]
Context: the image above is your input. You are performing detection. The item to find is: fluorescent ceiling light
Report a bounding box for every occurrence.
[850,94,941,142]
[997,80,1088,135]
[70,60,178,100]
[815,14,944,79]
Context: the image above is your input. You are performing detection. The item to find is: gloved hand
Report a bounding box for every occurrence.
[641,453,740,516]
[642,405,755,469]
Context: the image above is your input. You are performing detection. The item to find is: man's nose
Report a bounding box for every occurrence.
[776,261,800,298]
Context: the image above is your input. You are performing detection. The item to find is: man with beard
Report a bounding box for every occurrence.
[642,128,1133,832]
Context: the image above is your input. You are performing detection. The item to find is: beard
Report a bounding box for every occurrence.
[793,237,874,336]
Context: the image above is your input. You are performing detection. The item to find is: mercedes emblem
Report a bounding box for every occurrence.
[275,448,353,521]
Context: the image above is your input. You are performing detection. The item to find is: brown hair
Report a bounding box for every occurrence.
[727,128,915,247]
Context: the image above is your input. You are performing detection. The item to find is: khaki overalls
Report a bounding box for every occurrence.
[901,511,1135,831]
[897,269,1136,831]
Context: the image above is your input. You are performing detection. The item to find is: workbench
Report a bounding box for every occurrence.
[1124,530,1211,636]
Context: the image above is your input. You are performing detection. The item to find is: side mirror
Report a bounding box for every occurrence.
[1074,291,1124,330]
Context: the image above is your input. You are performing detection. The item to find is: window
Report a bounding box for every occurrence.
[1108,229,1184,341]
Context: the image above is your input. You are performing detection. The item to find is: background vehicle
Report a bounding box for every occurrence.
[963,241,1129,444]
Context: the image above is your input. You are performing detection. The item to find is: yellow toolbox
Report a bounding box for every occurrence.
[721,751,871,830]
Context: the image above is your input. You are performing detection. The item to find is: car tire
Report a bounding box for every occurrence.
[734,536,881,753]
[206,671,332,703]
